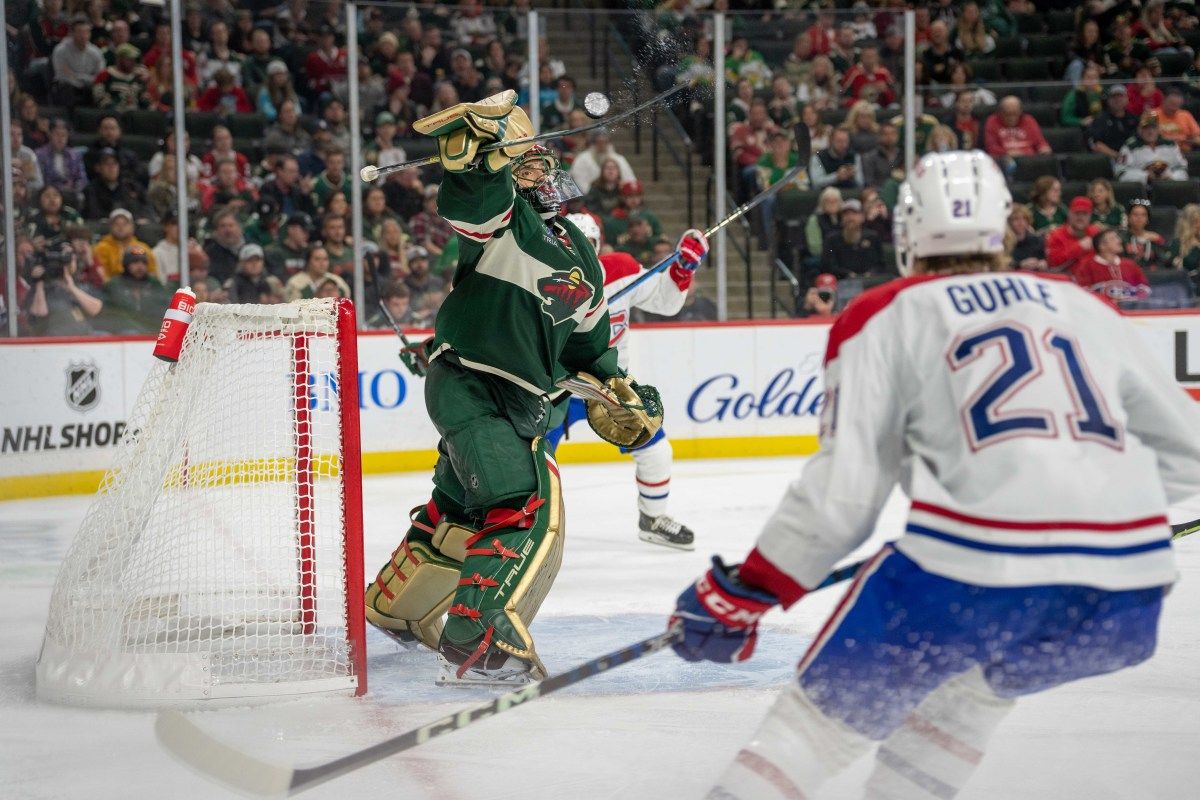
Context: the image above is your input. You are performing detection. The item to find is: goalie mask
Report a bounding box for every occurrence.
[893,150,1010,276]
[513,145,582,218]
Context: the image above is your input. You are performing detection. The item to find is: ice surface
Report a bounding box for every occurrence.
[2,457,1198,799]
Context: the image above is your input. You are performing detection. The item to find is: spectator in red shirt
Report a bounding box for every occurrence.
[197,69,253,114]
[729,99,778,195]
[805,10,836,56]
[305,25,348,103]
[201,126,251,180]
[1046,197,1104,273]
[841,44,897,107]
[984,96,1052,159]
[1126,66,1163,118]
[1131,1,1190,55]
[144,21,198,87]
[1073,228,1151,303]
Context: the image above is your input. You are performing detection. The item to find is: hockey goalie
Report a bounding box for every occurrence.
[364,90,664,686]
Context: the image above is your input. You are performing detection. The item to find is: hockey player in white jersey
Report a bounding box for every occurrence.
[668,150,1200,799]
[545,213,708,549]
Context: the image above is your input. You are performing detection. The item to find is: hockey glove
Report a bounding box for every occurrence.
[670,228,709,290]
[414,90,534,173]
[398,336,432,378]
[670,556,777,663]
[557,372,664,449]
[677,229,709,270]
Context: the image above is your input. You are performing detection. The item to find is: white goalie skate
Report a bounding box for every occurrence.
[435,651,537,687]
[638,512,695,551]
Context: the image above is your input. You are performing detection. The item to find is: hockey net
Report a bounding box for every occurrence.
[36,298,366,707]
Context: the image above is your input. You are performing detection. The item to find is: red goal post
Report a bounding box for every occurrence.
[36,298,366,707]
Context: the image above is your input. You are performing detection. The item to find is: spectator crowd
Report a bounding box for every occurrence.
[634,0,1200,315]
[9,1,1200,334]
[3,0,700,336]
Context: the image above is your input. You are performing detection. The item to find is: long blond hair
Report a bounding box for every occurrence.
[955,2,990,52]
[1004,203,1034,256]
[841,101,879,133]
[925,124,957,154]
[1174,203,1200,259]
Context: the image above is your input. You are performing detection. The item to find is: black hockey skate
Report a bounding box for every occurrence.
[638,512,695,551]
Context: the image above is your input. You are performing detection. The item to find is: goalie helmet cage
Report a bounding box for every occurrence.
[35,299,367,707]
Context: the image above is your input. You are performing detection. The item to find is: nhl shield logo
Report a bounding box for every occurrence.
[537,267,594,325]
[65,361,100,412]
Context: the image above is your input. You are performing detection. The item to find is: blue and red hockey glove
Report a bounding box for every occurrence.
[669,556,778,663]
[669,228,709,289]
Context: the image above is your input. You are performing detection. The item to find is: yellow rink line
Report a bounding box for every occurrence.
[0,435,820,501]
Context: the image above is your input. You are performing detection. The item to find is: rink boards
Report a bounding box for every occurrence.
[3,312,1200,500]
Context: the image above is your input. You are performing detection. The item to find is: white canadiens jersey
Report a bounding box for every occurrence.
[600,251,688,370]
[751,271,1200,595]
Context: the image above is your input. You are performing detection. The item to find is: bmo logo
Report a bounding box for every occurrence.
[359,369,408,410]
[307,370,410,411]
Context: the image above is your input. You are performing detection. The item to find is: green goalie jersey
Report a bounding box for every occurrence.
[429,166,621,395]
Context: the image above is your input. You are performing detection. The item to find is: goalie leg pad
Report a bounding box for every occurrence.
[365,499,468,650]
[438,437,565,681]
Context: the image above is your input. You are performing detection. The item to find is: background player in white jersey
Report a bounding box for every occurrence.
[545,213,708,549]
[668,151,1200,799]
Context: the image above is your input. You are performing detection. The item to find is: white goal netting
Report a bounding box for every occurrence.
[36,299,366,707]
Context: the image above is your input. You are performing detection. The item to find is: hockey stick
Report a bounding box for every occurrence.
[375,297,429,378]
[154,550,863,797]
[608,124,810,305]
[360,82,691,182]
[1171,517,1200,539]
[157,515,1200,797]
[155,629,683,797]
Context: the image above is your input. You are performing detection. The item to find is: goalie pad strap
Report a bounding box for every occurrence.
[463,497,545,548]
[365,501,475,651]
[365,537,462,650]
[457,624,496,680]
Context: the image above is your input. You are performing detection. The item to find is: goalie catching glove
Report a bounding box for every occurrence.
[413,89,534,173]
[556,372,664,449]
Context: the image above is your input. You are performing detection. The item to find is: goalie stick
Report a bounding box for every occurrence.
[360,82,691,182]
[375,297,429,378]
[155,517,1199,797]
[154,547,858,798]
[609,123,811,305]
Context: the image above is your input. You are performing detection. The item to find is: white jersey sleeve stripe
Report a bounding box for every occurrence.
[445,205,514,240]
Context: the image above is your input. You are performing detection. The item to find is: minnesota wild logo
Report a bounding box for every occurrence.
[537,267,594,325]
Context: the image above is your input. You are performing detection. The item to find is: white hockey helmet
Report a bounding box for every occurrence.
[564,212,602,252]
[893,150,1011,276]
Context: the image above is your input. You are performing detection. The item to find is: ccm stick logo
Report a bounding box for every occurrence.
[697,574,766,626]
[416,684,543,743]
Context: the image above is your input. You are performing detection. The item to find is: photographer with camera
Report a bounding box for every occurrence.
[798,273,838,319]
[23,239,103,336]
